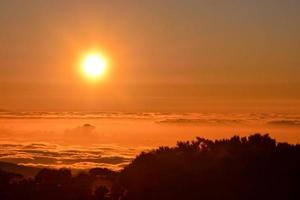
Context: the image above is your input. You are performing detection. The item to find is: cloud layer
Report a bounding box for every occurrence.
[0,142,143,171]
[0,111,299,170]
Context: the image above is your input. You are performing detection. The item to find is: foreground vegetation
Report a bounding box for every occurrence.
[1,134,299,200]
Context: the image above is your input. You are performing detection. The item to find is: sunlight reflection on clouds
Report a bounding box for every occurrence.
[0,112,299,170]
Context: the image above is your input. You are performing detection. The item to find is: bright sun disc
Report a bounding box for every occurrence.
[82,54,107,79]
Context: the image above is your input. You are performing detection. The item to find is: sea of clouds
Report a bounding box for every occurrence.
[0,111,299,170]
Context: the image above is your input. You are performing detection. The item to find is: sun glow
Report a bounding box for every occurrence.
[81,53,108,80]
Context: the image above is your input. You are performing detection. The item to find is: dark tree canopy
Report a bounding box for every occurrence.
[0,167,115,200]
[116,134,300,200]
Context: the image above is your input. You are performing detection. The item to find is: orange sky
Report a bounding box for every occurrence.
[0,0,299,112]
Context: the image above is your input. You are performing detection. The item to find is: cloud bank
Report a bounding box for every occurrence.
[0,142,143,171]
[0,111,299,170]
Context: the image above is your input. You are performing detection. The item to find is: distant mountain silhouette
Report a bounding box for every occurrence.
[0,162,41,177]
[0,134,299,200]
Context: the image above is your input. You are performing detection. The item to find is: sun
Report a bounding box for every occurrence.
[81,53,107,80]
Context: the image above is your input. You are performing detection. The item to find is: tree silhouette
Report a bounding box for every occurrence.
[115,134,300,200]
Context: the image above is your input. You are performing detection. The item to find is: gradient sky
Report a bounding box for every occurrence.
[0,0,299,112]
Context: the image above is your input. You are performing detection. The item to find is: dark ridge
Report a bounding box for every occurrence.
[0,162,41,177]
[116,134,300,200]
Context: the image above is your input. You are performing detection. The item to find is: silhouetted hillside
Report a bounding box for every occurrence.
[0,134,299,200]
[0,162,41,177]
[116,134,300,200]
[0,167,117,200]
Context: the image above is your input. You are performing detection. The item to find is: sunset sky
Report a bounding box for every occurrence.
[0,1,300,172]
[1,0,299,112]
